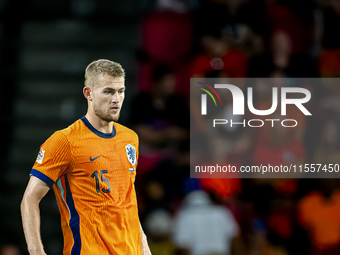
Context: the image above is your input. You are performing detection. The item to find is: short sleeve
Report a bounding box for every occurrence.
[31,131,71,187]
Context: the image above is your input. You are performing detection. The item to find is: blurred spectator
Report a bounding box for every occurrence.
[313,81,340,164]
[138,0,193,94]
[200,178,242,200]
[145,209,176,255]
[239,183,295,255]
[298,180,340,254]
[248,30,318,77]
[319,49,340,77]
[191,35,247,78]
[265,0,314,53]
[192,0,268,54]
[314,120,340,165]
[137,178,174,224]
[172,190,241,255]
[140,0,193,66]
[317,0,340,76]
[319,2,340,51]
[143,158,190,206]
[129,64,189,174]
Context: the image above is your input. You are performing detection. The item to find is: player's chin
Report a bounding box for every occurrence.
[109,112,120,122]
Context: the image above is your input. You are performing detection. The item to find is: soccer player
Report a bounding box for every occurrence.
[20,59,152,255]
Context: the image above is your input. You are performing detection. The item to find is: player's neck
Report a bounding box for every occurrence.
[85,112,113,134]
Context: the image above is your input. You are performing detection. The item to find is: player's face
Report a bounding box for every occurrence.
[91,75,125,122]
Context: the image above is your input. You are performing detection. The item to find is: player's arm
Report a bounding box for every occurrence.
[21,176,50,255]
[140,222,152,255]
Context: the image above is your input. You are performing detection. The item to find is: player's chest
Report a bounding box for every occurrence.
[70,138,137,178]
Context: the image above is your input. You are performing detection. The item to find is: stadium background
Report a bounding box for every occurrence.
[1,0,340,254]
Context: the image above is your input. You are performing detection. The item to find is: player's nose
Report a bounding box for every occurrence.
[111,92,120,103]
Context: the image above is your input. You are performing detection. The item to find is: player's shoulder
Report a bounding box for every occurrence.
[114,122,138,139]
[47,119,83,142]
[58,119,83,136]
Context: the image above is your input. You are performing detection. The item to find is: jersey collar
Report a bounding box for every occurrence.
[81,116,116,139]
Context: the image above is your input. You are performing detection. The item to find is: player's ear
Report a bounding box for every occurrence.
[83,87,92,101]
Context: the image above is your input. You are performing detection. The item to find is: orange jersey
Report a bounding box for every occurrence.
[31,117,142,255]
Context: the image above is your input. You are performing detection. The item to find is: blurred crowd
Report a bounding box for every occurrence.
[130,0,340,255]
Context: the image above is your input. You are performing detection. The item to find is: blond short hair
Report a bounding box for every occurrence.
[84,59,125,88]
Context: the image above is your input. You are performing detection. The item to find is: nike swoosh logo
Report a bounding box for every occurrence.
[90,155,102,162]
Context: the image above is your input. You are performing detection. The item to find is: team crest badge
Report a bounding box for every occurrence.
[125,144,136,167]
[36,147,45,164]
